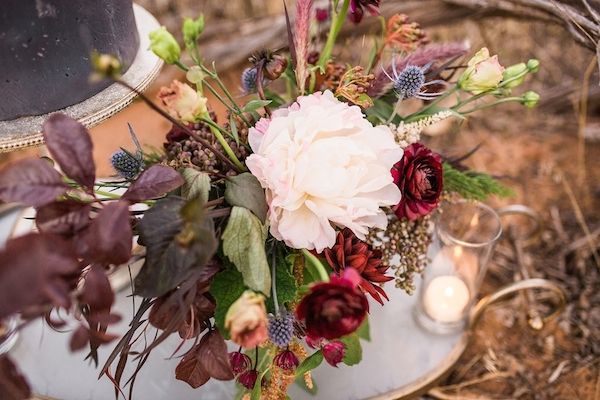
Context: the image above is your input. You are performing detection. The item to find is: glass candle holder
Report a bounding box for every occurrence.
[0,316,19,355]
[415,200,502,334]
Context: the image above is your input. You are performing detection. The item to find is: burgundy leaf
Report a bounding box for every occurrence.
[80,265,115,311]
[0,233,79,320]
[0,357,31,400]
[69,325,90,351]
[175,345,211,389]
[85,201,132,265]
[36,200,91,236]
[42,114,95,190]
[0,158,67,207]
[199,329,234,381]
[122,165,183,203]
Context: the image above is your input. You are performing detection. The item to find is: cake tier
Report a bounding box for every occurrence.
[0,0,139,121]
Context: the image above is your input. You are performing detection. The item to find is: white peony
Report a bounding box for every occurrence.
[246,91,403,252]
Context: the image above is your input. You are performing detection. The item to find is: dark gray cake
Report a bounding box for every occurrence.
[0,0,139,121]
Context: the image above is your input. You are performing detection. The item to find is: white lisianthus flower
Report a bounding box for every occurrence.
[246,90,403,252]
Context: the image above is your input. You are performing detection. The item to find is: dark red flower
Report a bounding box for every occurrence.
[296,269,368,340]
[316,8,329,22]
[237,369,258,389]
[391,143,443,220]
[229,351,252,375]
[322,341,346,367]
[322,228,393,305]
[273,349,300,371]
[349,0,380,24]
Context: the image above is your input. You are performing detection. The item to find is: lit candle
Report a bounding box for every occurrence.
[423,275,470,323]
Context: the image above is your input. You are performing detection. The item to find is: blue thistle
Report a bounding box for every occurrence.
[394,65,426,99]
[268,312,295,347]
[111,150,143,180]
[241,67,259,94]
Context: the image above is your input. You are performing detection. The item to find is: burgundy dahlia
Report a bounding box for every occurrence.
[322,341,346,367]
[273,349,300,371]
[322,228,393,305]
[237,369,258,390]
[296,269,368,340]
[391,143,443,221]
[229,351,252,375]
[349,0,380,24]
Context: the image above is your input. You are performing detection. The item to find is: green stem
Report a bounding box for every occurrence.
[302,249,330,282]
[318,0,351,69]
[200,117,247,171]
[458,97,524,114]
[174,60,189,72]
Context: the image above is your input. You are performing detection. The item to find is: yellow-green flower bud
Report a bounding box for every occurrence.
[149,27,181,64]
[91,52,122,78]
[183,15,205,47]
[521,91,540,108]
[186,65,206,85]
[501,63,527,89]
[526,59,540,73]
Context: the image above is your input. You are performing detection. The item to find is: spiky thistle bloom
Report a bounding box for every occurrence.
[268,313,295,347]
[388,110,454,148]
[241,67,259,94]
[110,150,143,179]
[368,42,470,97]
[322,228,393,305]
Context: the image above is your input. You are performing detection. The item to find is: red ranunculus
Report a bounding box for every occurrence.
[296,269,368,340]
[391,143,443,220]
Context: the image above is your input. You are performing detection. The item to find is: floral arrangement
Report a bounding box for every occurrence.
[0,1,540,399]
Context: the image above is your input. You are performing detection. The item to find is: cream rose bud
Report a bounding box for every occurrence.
[458,47,505,94]
[225,291,268,349]
[157,80,208,123]
[246,90,403,252]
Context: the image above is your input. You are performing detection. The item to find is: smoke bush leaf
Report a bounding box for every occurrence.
[0,159,67,207]
[42,114,95,190]
[123,165,183,203]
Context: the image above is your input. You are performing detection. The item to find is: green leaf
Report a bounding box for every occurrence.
[251,368,270,400]
[242,100,272,113]
[222,207,271,295]
[266,255,297,314]
[180,168,211,202]
[356,318,370,341]
[340,334,362,366]
[229,114,240,146]
[224,173,268,223]
[443,163,514,201]
[210,267,246,338]
[295,350,323,378]
[134,197,217,297]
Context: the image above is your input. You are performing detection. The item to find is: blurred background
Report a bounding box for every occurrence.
[3,0,600,398]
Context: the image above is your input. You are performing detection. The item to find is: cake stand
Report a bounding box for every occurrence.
[0,205,566,400]
[0,3,163,153]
